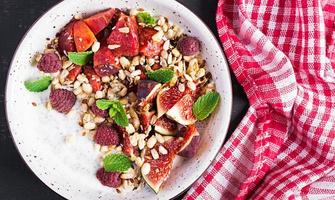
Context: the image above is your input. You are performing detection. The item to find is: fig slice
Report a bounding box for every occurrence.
[84,8,116,35]
[177,125,200,158]
[139,110,155,133]
[166,93,197,125]
[154,115,178,136]
[141,125,199,193]
[156,86,187,118]
[137,80,161,107]
[73,20,97,52]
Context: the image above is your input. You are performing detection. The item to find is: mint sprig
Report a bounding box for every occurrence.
[146,69,174,83]
[96,99,129,127]
[192,91,220,120]
[68,51,92,65]
[136,12,157,25]
[24,76,52,92]
[103,153,132,172]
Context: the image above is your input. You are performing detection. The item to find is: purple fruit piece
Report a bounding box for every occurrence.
[137,80,160,100]
[96,168,122,188]
[91,102,108,118]
[49,89,76,114]
[178,135,200,158]
[37,52,62,73]
[94,124,120,146]
[177,36,201,56]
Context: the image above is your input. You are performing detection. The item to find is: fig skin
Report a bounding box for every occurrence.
[177,36,201,56]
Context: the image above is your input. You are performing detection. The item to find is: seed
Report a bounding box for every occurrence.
[80,103,88,112]
[147,136,157,149]
[82,83,93,94]
[84,122,96,130]
[118,27,130,33]
[92,41,100,52]
[172,48,180,57]
[120,57,130,68]
[163,40,170,50]
[187,81,197,91]
[151,149,159,160]
[108,44,121,50]
[155,133,165,143]
[141,163,151,175]
[152,30,164,42]
[178,83,185,92]
[158,145,168,155]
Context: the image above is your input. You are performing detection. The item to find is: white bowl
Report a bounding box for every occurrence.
[5,0,232,199]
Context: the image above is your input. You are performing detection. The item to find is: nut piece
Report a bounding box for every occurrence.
[158,145,168,155]
[120,57,131,68]
[108,44,121,50]
[152,30,164,42]
[147,136,157,149]
[141,163,151,175]
[82,83,93,94]
[84,122,96,130]
[155,133,165,143]
[119,27,130,33]
[92,41,100,52]
[151,149,159,160]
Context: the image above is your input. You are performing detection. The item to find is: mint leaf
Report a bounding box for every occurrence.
[68,51,92,65]
[24,76,52,92]
[96,99,114,110]
[192,91,220,120]
[109,101,129,127]
[146,69,174,83]
[136,12,157,25]
[103,153,132,172]
[97,99,129,127]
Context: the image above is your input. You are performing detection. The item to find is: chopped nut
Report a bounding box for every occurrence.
[92,41,101,52]
[152,30,164,42]
[101,76,110,83]
[74,13,83,20]
[125,124,135,134]
[108,44,121,50]
[172,48,181,57]
[160,50,168,60]
[95,90,104,99]
[73,87,83,95]
[83,113,92,123]
[138,137,146,150]
[129,107,140,130]
[178,83,185,92]
[167,53,173,65]
[88,97,95,106]
[147,58,155,66]
[119,97,128,105]
[121,168,136,179]
[94,143,101,151]
[135,156,144,167]
[167,29,175,39]
[130,70,142,77]
[120,57,131,68]
[187,81,197,91]
[100,146,109,152]
[94,116,105,123]
[147,136,157,149]
[118,27,130,33]
[131,56,140,66]
[80,103,88,112]
[82,83,93,94]
[158,145,168,155]
[163,40,170,50]
[141,163,151,175]
[151,149,159,160]
[118,70,126,80]
[62,60,73,69]
[150,115,157,125]
[197,68,206,79]
[84,122,96,130]
[130,132,139,146]
[73,80,81,89]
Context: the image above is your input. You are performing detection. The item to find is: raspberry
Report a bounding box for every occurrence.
[91,102,108,118]
[177,36,201,56]
[94,124,120,146]
[37,52,62,73]
[49,89,76,114]
[96,168,122,188]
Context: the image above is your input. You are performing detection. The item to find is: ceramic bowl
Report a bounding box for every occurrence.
[5,0,232,199]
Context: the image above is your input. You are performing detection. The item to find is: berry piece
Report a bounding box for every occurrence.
[49,89,76,114]
[37,52,62,73]
[96,168,122,188]
[94,124,120,146]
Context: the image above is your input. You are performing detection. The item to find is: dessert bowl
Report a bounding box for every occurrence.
[5,0,232,199]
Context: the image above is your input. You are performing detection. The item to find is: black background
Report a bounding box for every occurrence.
[0,0,248,199]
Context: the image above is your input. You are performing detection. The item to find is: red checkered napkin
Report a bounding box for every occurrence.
[184,0,335,199]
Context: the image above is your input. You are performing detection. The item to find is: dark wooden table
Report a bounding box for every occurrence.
[0,0,248,199]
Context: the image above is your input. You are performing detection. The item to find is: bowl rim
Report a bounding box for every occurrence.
[4,0,233,199]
